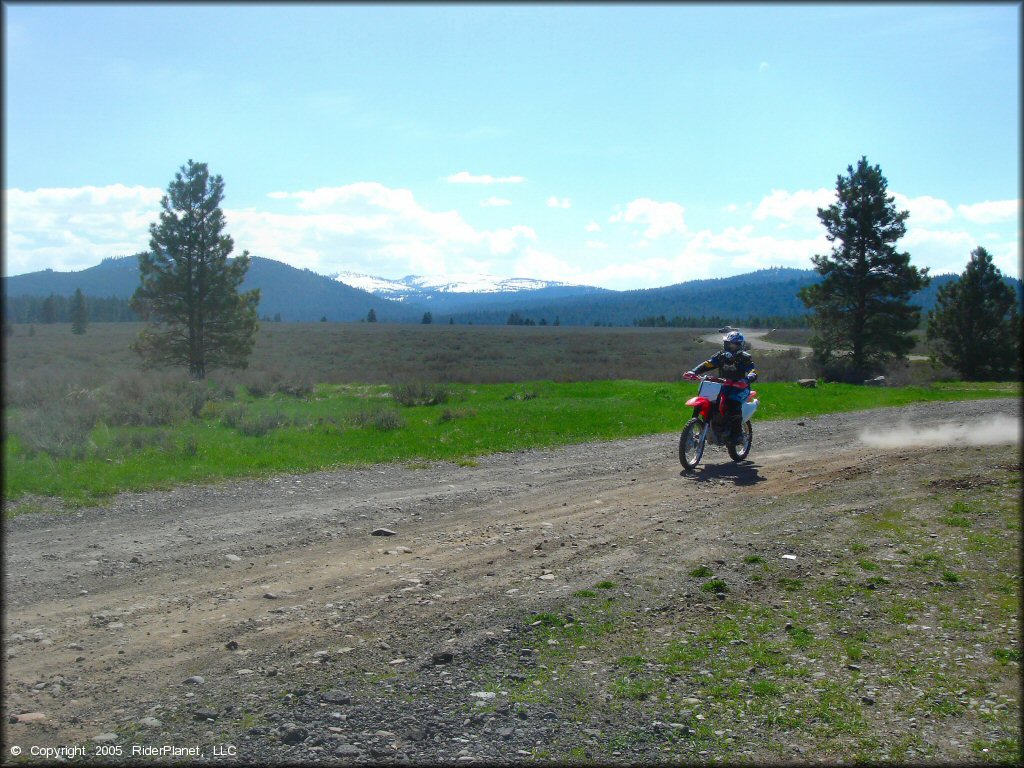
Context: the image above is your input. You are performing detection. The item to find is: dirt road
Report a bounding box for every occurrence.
[700,330,813,358]
[699,330,929,362]
[3,398,1020,764]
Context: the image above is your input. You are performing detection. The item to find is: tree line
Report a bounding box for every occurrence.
[633,315,808,329]
[5,293,137,324]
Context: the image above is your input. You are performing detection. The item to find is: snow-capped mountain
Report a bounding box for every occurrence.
[330,271,415,299]
[332,271,586,301]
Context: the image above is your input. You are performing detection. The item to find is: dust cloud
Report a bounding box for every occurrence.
[859,414,1021,449]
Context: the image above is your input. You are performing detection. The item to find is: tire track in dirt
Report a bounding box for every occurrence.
[3,398,1018,748]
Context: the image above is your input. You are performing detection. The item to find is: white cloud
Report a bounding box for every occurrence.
[3,184,163,275]
[753,188,833,226]
[680,226,827,272]
[579,258,690,289]
[574,226,825,289]
[4,179,545,280]
[8,180,1015,290]
[488,225,537,255]
[990,240,1020,278]
[443,171,526,185]
[226,183,538,276]
[901,227,978,274]
[956,199,1020,224]
[891,193,954,224]
[481,196,511,207]
[546,196,572,209]
[513,247,578,283]
[610,198,687,239]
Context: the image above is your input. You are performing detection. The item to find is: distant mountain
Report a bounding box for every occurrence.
[331,270,609,307]
[447,268,1023,326]
[2,256,143,298]
[447,268,822,326]
[3,256,405,323]
[6,258,1021,327]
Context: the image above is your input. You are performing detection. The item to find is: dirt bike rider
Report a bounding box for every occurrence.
[685,331,758,444]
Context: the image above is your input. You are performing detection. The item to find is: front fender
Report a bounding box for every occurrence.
[685,396,712,419]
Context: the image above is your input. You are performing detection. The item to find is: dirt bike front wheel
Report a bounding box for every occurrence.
[727,421,753,462]
[679,417,705,470]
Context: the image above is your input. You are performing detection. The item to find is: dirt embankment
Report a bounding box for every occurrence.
[3,398,1020,764]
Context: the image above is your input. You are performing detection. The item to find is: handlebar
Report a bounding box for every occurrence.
[684,373,749,388]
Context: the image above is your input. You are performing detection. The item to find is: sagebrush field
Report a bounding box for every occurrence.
[6,321,813,387]
[4,322,1013,507]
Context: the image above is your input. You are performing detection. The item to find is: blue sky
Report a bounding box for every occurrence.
[3,3,1020,288]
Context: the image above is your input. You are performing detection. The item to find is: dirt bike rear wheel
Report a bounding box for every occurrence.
[679,417,705,470]
[727,421,753,461]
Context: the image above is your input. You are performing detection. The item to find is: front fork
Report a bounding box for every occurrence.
[694,410,711,447]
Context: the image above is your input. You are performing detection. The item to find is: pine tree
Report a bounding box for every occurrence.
[798,156,929,381]
[925,247,1020,380]
[131,160,260,379]
[70,288,88,334]
[367,308,377,323]
[41,294,57,324]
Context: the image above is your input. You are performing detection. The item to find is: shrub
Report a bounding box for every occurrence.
[240,369,278,398]
[505,388,539,401]
[238,368,315,399]
[701,578,729,593]
[236,411,289,437]
[390,382,452,407]
[7,402,99,459]
[220,404,291,437]
[757,348,813,381]
[373,409,405,431]
[5,371,71,409]
[439,407,477,423]
[276,380,315,398]
[104,428,177,456]
[187,383,210,418]
[348,407,405,431]
[100,371,212,427]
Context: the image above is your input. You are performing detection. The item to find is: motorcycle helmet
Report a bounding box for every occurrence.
[723,330,745,354]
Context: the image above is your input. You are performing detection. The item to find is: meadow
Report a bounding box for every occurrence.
[6,321,813,386]
[3,322,1015,507]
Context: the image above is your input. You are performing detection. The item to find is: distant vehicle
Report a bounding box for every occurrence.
[717,325,738,333]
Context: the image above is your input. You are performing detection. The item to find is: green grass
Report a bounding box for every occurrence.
[701,578,729,593]
[4,377,1019,507]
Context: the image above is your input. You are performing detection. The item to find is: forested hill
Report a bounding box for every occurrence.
[3,256,413,323]
[450,268,820,326]
[449,269,1023,327]
[5,258,1021,326]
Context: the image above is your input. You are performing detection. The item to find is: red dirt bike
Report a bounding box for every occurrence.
[679,373,759,469]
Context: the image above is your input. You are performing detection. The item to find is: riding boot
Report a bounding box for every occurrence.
[727,408,743,444]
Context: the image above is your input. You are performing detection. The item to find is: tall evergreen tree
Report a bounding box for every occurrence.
[131,160,260,379]
[70,287,88,334]
[41,294,57,324]
[798,156,929,381]
[925,247,1020,380]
